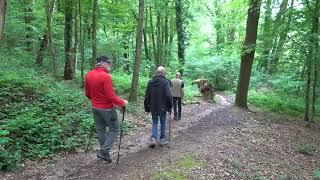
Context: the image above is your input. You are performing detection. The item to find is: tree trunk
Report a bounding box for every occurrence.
[258,0,272,71]
[0,0,6,45]
[91,0,98,68]
[73,2,79,74]
[235,0,262,108]
[267,0,289,74]
[164,12,169,66]
[269,0,294,73]
[311,0,320,121]
[24,0,34,52]
[129,0,144,102]
[150,7,157,65]
[63,0,74,80]
[79,0,85,85]
[175,0,186,65]
[156,12,162,66]
[35,34,48,66]
[143,7,150,62]
[213,0,224,51]
[45,0,57,77]
[305,65,311,121]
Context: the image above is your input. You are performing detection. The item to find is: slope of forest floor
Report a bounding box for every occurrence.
[1,93,320,179]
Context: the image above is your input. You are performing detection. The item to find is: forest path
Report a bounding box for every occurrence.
[2,93,320,179]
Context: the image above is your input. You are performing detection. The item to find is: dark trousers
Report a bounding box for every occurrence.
[173,97,182,119]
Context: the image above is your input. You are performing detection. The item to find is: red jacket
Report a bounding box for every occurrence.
[85,67,125,109]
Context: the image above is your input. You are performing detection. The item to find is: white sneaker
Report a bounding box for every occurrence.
[159,138,168,146]
[149,137,156,148]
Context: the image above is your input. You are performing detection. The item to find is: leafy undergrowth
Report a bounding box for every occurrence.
[151,154,206,180]
[0,69,137,171]
[248,90,320,118]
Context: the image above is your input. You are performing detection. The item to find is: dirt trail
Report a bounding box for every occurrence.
[2,94,320,179]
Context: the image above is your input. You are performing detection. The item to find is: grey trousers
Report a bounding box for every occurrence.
[92,108,119,153]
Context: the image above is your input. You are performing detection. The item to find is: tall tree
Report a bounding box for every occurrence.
[175,0,187,65]
[149,7,157,65]
[45,0,57,77]
[235,0,262,108]
[0,0,6,45]
[24,0,34,52]
[129,0,144,102]
[258,0,273,71]
[91,0,98,68]
[63,0,74,80]
[79,0,85,84]
[305,0,320,121]
[73,1,79,74]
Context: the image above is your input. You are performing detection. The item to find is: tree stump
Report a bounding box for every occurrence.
[192,79,215,102]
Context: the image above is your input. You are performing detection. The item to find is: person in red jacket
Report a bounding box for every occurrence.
[85,56,128,163]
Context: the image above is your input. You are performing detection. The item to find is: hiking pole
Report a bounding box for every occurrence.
[168,111,171,163]
[116,106,126,164]
[85,122,95,153]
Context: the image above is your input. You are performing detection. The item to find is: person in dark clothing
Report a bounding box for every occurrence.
[144,66,173,147]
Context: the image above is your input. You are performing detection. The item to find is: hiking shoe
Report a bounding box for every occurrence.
[97,151,112,163]
[159,138,168,146]
[149,137,156,148]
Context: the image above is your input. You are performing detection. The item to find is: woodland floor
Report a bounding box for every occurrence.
[1,93,320,179]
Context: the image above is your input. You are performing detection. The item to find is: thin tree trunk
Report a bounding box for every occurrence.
[150,7,157,64]
[267,0,289,74]
[311,0,320,121]
[270,0,294,72]
[258,0,272,71]
[91,0,98,68]
[35,34,48,66]
[156,13,162,66]
[175,0,186,65]
[24,0,34,52]
[305,65,311,121]
[164,11,169,66]
[0,0,6,45]
[79,0,85,85]
[45,0,57,77]
[235,0,262,108]
[129,0,144,102]
[63,0,74,80]
[143,7,150,61]
[73,2,79,74]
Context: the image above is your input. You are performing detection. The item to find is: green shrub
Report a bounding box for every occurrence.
[184,56,240,91]
[296,143,317,156]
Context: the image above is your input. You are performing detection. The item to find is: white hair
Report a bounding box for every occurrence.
[176,72,181,78]
[156,66,166,76]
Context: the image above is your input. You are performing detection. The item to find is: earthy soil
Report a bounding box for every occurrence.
[1,93,320,179]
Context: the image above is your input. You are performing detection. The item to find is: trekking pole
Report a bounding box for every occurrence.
[168,112,171,163]
[85,122,95,153]
[116,106,126,164]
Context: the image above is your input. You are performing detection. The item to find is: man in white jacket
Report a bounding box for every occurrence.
[170,72,184,120]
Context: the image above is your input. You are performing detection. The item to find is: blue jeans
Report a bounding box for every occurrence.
[151,112,167,140]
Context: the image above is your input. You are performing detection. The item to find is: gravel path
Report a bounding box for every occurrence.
[1,94,320,179]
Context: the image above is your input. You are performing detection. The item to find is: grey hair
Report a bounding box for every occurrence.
[156,66,166,76]
[176,72,181,78]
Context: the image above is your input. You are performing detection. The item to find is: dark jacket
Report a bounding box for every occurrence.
[144,75,173,113]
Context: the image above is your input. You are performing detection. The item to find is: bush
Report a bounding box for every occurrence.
[184,56,240,91]
[0,75,93,171]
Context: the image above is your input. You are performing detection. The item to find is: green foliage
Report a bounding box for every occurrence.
[296,143,317,156]
[151,154,205,180]
[313,169,320,180]
[184,56,240,91]
[248,90,308,116]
